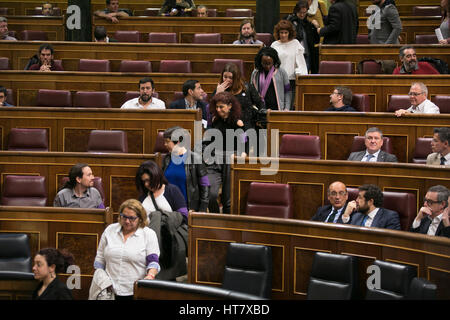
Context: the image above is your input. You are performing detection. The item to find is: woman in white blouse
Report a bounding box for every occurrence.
[271,19,308,110]
[93,199,160,300]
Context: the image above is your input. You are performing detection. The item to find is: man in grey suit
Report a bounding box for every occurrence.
[348,127,398,162]
[426,127,450,166]
[341,184,401,230]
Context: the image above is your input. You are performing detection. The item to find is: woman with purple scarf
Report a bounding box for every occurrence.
[251,47,292,111]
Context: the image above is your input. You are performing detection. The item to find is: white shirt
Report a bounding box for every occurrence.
[120,97,166,110]
[407,99,440,114]
[362,149,381,162]
[94,223,160,296]
[412,213,443,236]
[271,39,308,80]
[142,193,173,220]
[342,208,379,226]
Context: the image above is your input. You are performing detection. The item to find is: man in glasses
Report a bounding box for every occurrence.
[394,82,440,117]
[427,127,450,166]
[326,86,356,112]
[54,163,105,208]
[311,181,349,223]
[411,185,450,238]
[393,46,439,75]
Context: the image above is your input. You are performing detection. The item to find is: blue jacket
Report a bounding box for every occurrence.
[169,98,208,121]
[348,207,401,230]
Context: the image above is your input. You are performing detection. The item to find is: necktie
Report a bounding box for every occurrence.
[327,209,338,223]
[361,215,368,227]
[366,154,374,162]
[440,156,446,165]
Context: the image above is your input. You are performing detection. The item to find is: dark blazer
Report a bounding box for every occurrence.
[348,207,401,230]
[169,98,208,121]
[347,150,398,162]
[311,203,347,223]
[32,277,73,300]
[410,217,450,238]
[320,0,358,44]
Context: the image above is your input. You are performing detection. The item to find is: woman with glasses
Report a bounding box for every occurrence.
[93,199,160,300]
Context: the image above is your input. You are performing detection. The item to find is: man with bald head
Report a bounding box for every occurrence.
[311,181,349,223]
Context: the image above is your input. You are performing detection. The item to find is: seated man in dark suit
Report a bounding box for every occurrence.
[311,181,350,223]
[410,185,450,238]
[341,184,401,230]
[347,127,398,162]
[325,86,356,111]
[169,80,208,128]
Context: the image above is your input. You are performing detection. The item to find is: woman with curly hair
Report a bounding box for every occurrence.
[204,92,245,213]
[271,19,308,109]
[251,46,291,110]
[32,248,74,300]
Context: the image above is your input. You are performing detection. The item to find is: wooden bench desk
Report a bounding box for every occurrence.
[189,212,450,299]
[230,158,450,221]
[0,71,221,107]
[266,111,450,163]
[0,41,260,81]
[0,205,112,300]
[294,74,450,112]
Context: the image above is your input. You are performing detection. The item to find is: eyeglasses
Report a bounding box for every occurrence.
[408,92,423,96]
[120,213,138,221]
[329,191,347,197]
[424,198,442,206]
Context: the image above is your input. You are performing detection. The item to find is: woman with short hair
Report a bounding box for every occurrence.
[93,199,160,299]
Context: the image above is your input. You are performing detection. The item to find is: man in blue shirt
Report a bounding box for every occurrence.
[326,86,356,111]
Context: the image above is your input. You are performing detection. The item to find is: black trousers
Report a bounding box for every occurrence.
[207,164,231,214]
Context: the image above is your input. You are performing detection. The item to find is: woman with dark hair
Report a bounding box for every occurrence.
[286,0,320,73]
[162,126,210,212]
[94,199,160,299]
[251,46,291,110]
[213,62,264,131]
[204,92,245,213]
[271,19,308,109]
[32,248,74,300]
[439,0,449,44]
[135,160,188,222]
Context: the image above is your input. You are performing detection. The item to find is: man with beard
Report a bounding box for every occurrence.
[0,17,17,41]
[121,77,166,109]
[232,20,263,45]
[286,0,320,73]
[311,181,350,223]
[411,185,450,237]
[28,43,64,71]
[393,46,439,74]
[325,86,356,111]
[341,184,400,229]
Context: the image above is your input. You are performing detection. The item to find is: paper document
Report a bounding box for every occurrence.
[435,28,444,42]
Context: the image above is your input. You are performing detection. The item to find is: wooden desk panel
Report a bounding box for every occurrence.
[358,16,441,45]
[266,111,450,163]
[0,107,201,154]
[230,158,450,221]
[0,151,159,211]
[319,44,450,71]
[359,0,441,16]
[294,74,450,112]
[92,16,249,45]
[0,205,112,300]
[189,213,450,299]
[5,16,65,41]
[0,71,220,108]
[0,41,260,81]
